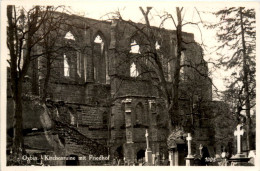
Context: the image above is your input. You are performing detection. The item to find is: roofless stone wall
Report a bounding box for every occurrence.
[7,11,214,165]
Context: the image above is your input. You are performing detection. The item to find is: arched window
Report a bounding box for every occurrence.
[63,51,78,79]
[155,41,161,50]
[64,54,70,77]
[64,31,75,40]
[94,35,104,50]
[135,102,144,125]
[63,31,79,80]
[130,40,140,54]
[93,33,109,84]
[77,52,82,78]
[130,62,139,77]
[129,39,141,78]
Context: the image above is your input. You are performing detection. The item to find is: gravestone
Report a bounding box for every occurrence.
[145,129,152,165]
[229,124,250,166]
[234,124,244,155]
[185,133,194,166]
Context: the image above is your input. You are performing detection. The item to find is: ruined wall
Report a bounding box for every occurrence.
[6,11,216,165]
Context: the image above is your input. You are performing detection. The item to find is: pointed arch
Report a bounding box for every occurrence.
[64,54,70,77]
[130,39,140,54]
[92,30,109,84]
[155,41,161,50]
[92,30,108,45]
[129,37,143,78]
[64,31,75,40]
[62,31,81,81]
[63,25,79,42]
[130,62,139,77]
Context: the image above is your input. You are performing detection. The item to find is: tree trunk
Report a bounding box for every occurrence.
[139,7,174,130]
[239,7,252,151]
[12,81,24,159]
[7,5,25,161]
[166,103,174,131]
[172,7,183,127]
[42,54,51,102]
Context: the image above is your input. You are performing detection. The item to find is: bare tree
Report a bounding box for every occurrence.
[6,5,68,163]
[111,7,212,133]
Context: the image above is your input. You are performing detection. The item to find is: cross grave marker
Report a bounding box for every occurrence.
[234,124,244,154]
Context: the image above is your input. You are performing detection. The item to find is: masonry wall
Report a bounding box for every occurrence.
[48,83,85,103]
[6,13,216,165]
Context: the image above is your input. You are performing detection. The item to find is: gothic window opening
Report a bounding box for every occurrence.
[129,39,142,78]
[94,35,102,43]
[94,66,97,80]
[155,41,161,50]
[64,31,75,40]
[77,52,81,78]
[63,31,79,80]
[130,62,139,77]
[104,51,110,84]
[94,35,104,48]
[130,40,140,54]
[93,33,109,84]
[63,51,78,79]
[64,54,70,77]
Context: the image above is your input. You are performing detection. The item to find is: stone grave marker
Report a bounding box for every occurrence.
[229,124,250,165]
[185,133,194,166]
[145,129,152,165]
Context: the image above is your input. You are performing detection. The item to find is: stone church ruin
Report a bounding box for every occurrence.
[7,11,223,166]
